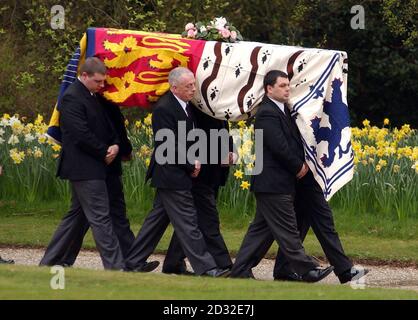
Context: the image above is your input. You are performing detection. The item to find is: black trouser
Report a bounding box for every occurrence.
[53,174,135,265]
[162,182,232,272]
[273,174,353,277]
[124,189,217,275]
[230,193,317,278]
[39,179,124,270]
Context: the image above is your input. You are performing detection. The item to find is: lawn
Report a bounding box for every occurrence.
[1,200,418,264]
[1,264,418,300]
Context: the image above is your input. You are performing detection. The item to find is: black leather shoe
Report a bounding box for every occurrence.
[0,256,14,264]
[338,267,369,284]
[127,260,160,272]
[301,266,334,283]
[162,268,195,276]
[274,272,301,282]
[203,268,231,278]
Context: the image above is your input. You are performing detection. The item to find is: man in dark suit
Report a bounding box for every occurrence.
[39,57,125,270]
[40,95,160,271]
[124,67,229,277]
[161,107,235,275]
[230,70,333,282]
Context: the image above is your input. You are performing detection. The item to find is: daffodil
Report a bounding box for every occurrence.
[393,165,400,173]
[377,159,387,167]
[9,148,25,164]
[38,135,47,144]
[240,180,250,190]
[362,119,370,127]
[383,118,390,126]
[144,114,152,126]
[34,114,44,126]
[33,147,43,158]
[234,169,244,179]
[52,144,61,152]
[24,134,35,142]
[8,134,19,145]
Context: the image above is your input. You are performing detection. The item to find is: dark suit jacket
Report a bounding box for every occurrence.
[192,106,232,188]
[146,91,195,190]
[57,79,120,180]
[98,95,133,176]
[250,96,305,194]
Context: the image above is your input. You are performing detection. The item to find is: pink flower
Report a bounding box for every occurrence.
[230,30,237,41]
[187,28,197,38]
[219,28,231,38]
[185,23,195,31]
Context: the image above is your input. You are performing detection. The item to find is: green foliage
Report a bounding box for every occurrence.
[0,1,416,121]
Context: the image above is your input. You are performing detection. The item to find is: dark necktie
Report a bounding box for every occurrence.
[186,102,192,118]
[186,102,196,127]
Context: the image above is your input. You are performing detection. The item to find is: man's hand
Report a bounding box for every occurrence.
[191,160,201,177]
[105,144,119,165]
[221,152,239,167]
[296,162,309,179]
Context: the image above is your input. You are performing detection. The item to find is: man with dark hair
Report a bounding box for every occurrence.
[124,67,229,277]
[42,96,160,271]
[39,57,127,270]
[230,70,333,282]
[232,70,368,284]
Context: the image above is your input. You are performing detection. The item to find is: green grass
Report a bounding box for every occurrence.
[1,200,418,264]
[1,264,417,299]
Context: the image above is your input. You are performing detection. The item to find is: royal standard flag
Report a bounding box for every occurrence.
[47,27,353,200]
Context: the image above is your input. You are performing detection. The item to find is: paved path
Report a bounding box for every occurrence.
[1,248,418,292]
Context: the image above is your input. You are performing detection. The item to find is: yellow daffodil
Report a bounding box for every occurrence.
[238,120,246,128]
[234,169,244,179]
[144,114,152,126]
[362,119,370,127]
[377,159,387,167]
[240,180,250,190]
[38,135,47,144]
[52,144,61,152]
[375,164,382,172]
[34,114,44,126]
[383,118,390,126]
[393,165,400,173]
[33,147,43,158]
[9,148,25,164]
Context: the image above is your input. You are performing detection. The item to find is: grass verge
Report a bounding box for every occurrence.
[1,264,418,299]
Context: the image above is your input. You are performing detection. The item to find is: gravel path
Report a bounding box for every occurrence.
[1,248,418,292]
